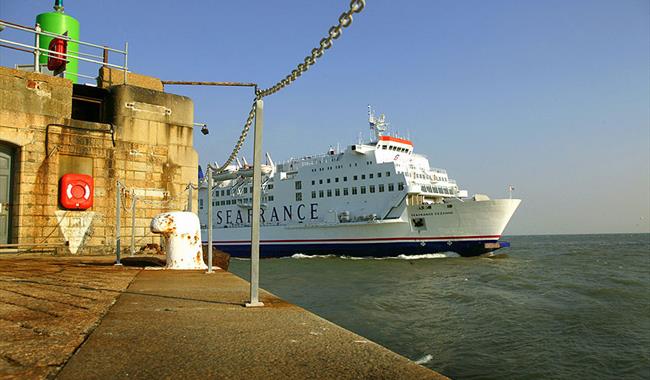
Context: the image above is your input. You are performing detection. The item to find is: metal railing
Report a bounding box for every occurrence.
[0,19,128,83]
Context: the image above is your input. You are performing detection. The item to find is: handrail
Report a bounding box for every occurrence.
[0,18,128,83]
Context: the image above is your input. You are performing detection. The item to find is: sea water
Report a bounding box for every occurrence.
[229,234,650,379]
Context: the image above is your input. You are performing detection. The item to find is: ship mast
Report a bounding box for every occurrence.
[367,105,388,141]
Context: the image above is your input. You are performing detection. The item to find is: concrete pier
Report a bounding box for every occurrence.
[0,255,446,379]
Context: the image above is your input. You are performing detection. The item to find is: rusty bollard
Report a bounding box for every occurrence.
[150,212,207,270]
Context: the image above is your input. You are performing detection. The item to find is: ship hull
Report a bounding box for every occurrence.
[201,199,520,258]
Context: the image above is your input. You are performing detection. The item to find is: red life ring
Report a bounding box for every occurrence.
[60,174,93,210]
[47,37,67,72]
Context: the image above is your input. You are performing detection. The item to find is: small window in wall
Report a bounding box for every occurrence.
[369,185,375,193]
[343,176,348,182]
[319,190,324,198]
[327,189,332,197]
[369,173,374,179]
[352,187,358,195]
[398,182,405,191]
[360,186,367,194]
[388,183,394,191]
[343,188,349,196]
[199,199,204,209]
[296,192,303,201]
[311,191,316,198]
[335,188,340,196]
[361,174,366,180]
[379,184,384,192]
[295,181,302,190]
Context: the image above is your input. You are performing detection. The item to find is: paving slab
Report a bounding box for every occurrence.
[0,255,140,379]
[58,269,447,379]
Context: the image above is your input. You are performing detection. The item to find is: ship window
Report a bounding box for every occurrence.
[327,179,331,184]
[398,182,405,191]
[311,191,316,199]
[369,185,375,193]
[352,187,358,195]
[311,180,315,185]
[335,188,340,196]
[319,179,323,184]
[343,176,347,182]
[353,175,358,181]
[388,183,394,191]
[360,186,367,194]
[335,177,339,183]
[361,174,366,180]
[412,218,425,228]
[379,184,385,192]
[327,189,332,197]
[319,190,324,198]
[296,192,302,201]
[369,173,374,179]
[295,181,302,190]
[343,188,349,196]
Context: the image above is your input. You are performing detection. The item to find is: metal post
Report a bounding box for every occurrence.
[102,47,109,67]
[207,171,213,273]
[115,181,122,265]
[246,99,264,307]
[187,184,193,212]
[34,24,41,73]
[130,192,136,256]
[123,42,128,84]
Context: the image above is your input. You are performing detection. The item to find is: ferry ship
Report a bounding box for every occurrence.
[198,107,521,258]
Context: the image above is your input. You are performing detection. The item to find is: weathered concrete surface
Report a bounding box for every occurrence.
[0,255,139,379]
[59,270,447,379]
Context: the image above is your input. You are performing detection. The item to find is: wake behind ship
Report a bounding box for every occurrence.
[198,107,521,258]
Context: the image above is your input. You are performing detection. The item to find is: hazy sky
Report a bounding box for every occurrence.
[1,0,648,235]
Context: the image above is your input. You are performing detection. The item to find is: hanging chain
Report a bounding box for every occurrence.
[211,0,365,174]
[256,0,365,98]
[211,100,257,173]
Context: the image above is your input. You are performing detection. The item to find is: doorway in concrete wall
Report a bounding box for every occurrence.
[0,143,15,244]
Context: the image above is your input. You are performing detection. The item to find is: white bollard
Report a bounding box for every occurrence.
[150,211,207,270]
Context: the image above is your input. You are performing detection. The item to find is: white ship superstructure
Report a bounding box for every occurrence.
[198,107,520,258]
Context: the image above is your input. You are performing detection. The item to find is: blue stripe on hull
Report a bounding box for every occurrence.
[205,240,501,258]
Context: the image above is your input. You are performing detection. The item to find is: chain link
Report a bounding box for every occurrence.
[210,0,365,174]
[256,0,365,98]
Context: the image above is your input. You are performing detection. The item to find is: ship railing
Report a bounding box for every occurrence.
[0,19,128,84]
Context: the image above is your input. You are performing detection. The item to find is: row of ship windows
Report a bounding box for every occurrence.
[201,195,277,208]
[306,182,405,200]
[312,162,360,172]
[295,172,392,189]
[379,145,410,152]
[212,183,275,197]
